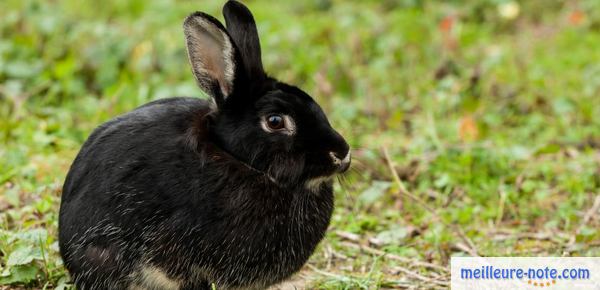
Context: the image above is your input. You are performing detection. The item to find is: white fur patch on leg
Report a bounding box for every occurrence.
[135,266,180,290]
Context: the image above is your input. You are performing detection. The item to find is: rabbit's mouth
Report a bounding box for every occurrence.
[302,150,351,191]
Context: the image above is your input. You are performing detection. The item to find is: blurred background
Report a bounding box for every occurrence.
[1,0,599,289]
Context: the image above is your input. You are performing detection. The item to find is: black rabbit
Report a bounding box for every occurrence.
[58,1,350,289]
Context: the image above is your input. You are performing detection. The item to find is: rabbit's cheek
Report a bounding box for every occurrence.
[266,154,305,182]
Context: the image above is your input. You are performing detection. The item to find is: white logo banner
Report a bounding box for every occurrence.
[451,257,600,290]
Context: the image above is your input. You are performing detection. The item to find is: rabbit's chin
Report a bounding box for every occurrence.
[304,175,334,192]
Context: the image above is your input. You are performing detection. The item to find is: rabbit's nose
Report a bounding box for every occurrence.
[330,150,351,173]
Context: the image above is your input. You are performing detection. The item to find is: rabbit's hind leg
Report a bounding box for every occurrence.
[67,244,135,290]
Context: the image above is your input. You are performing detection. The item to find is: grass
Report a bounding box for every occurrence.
[1,0,600,289]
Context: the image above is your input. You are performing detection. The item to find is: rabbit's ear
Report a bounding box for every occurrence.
[184,12,238,104]
[223,1,265,82]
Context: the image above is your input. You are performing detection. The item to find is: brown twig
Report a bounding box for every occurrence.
[492,232,567,244]
[337,240,449,273]
[382,146,479,257]
[335,230,360,242]
[306,259,449,288]
[390,266,449,286]
[567,194,600,248]
[495,184,507,226]
[581,194,600,225]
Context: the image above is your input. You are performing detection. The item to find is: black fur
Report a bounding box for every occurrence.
[58,1,350,289]
[223,1,265,82]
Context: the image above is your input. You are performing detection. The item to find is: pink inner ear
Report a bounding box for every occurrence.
[195,41,229,95]
[185,16,235,99]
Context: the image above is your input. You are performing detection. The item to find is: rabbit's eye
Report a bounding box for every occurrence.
[266,115,285,130]
[261,114,295,135]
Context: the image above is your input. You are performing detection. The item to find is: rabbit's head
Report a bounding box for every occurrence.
[184,1,350,188]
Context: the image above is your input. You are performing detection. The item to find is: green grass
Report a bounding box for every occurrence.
[1,0,600,289]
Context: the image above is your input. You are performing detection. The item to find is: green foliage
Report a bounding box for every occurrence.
[1,0,599,288]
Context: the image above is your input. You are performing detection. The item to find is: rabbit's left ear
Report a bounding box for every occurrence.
[183,12,238,105]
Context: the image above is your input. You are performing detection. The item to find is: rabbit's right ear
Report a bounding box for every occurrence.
[183,12,238,106]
